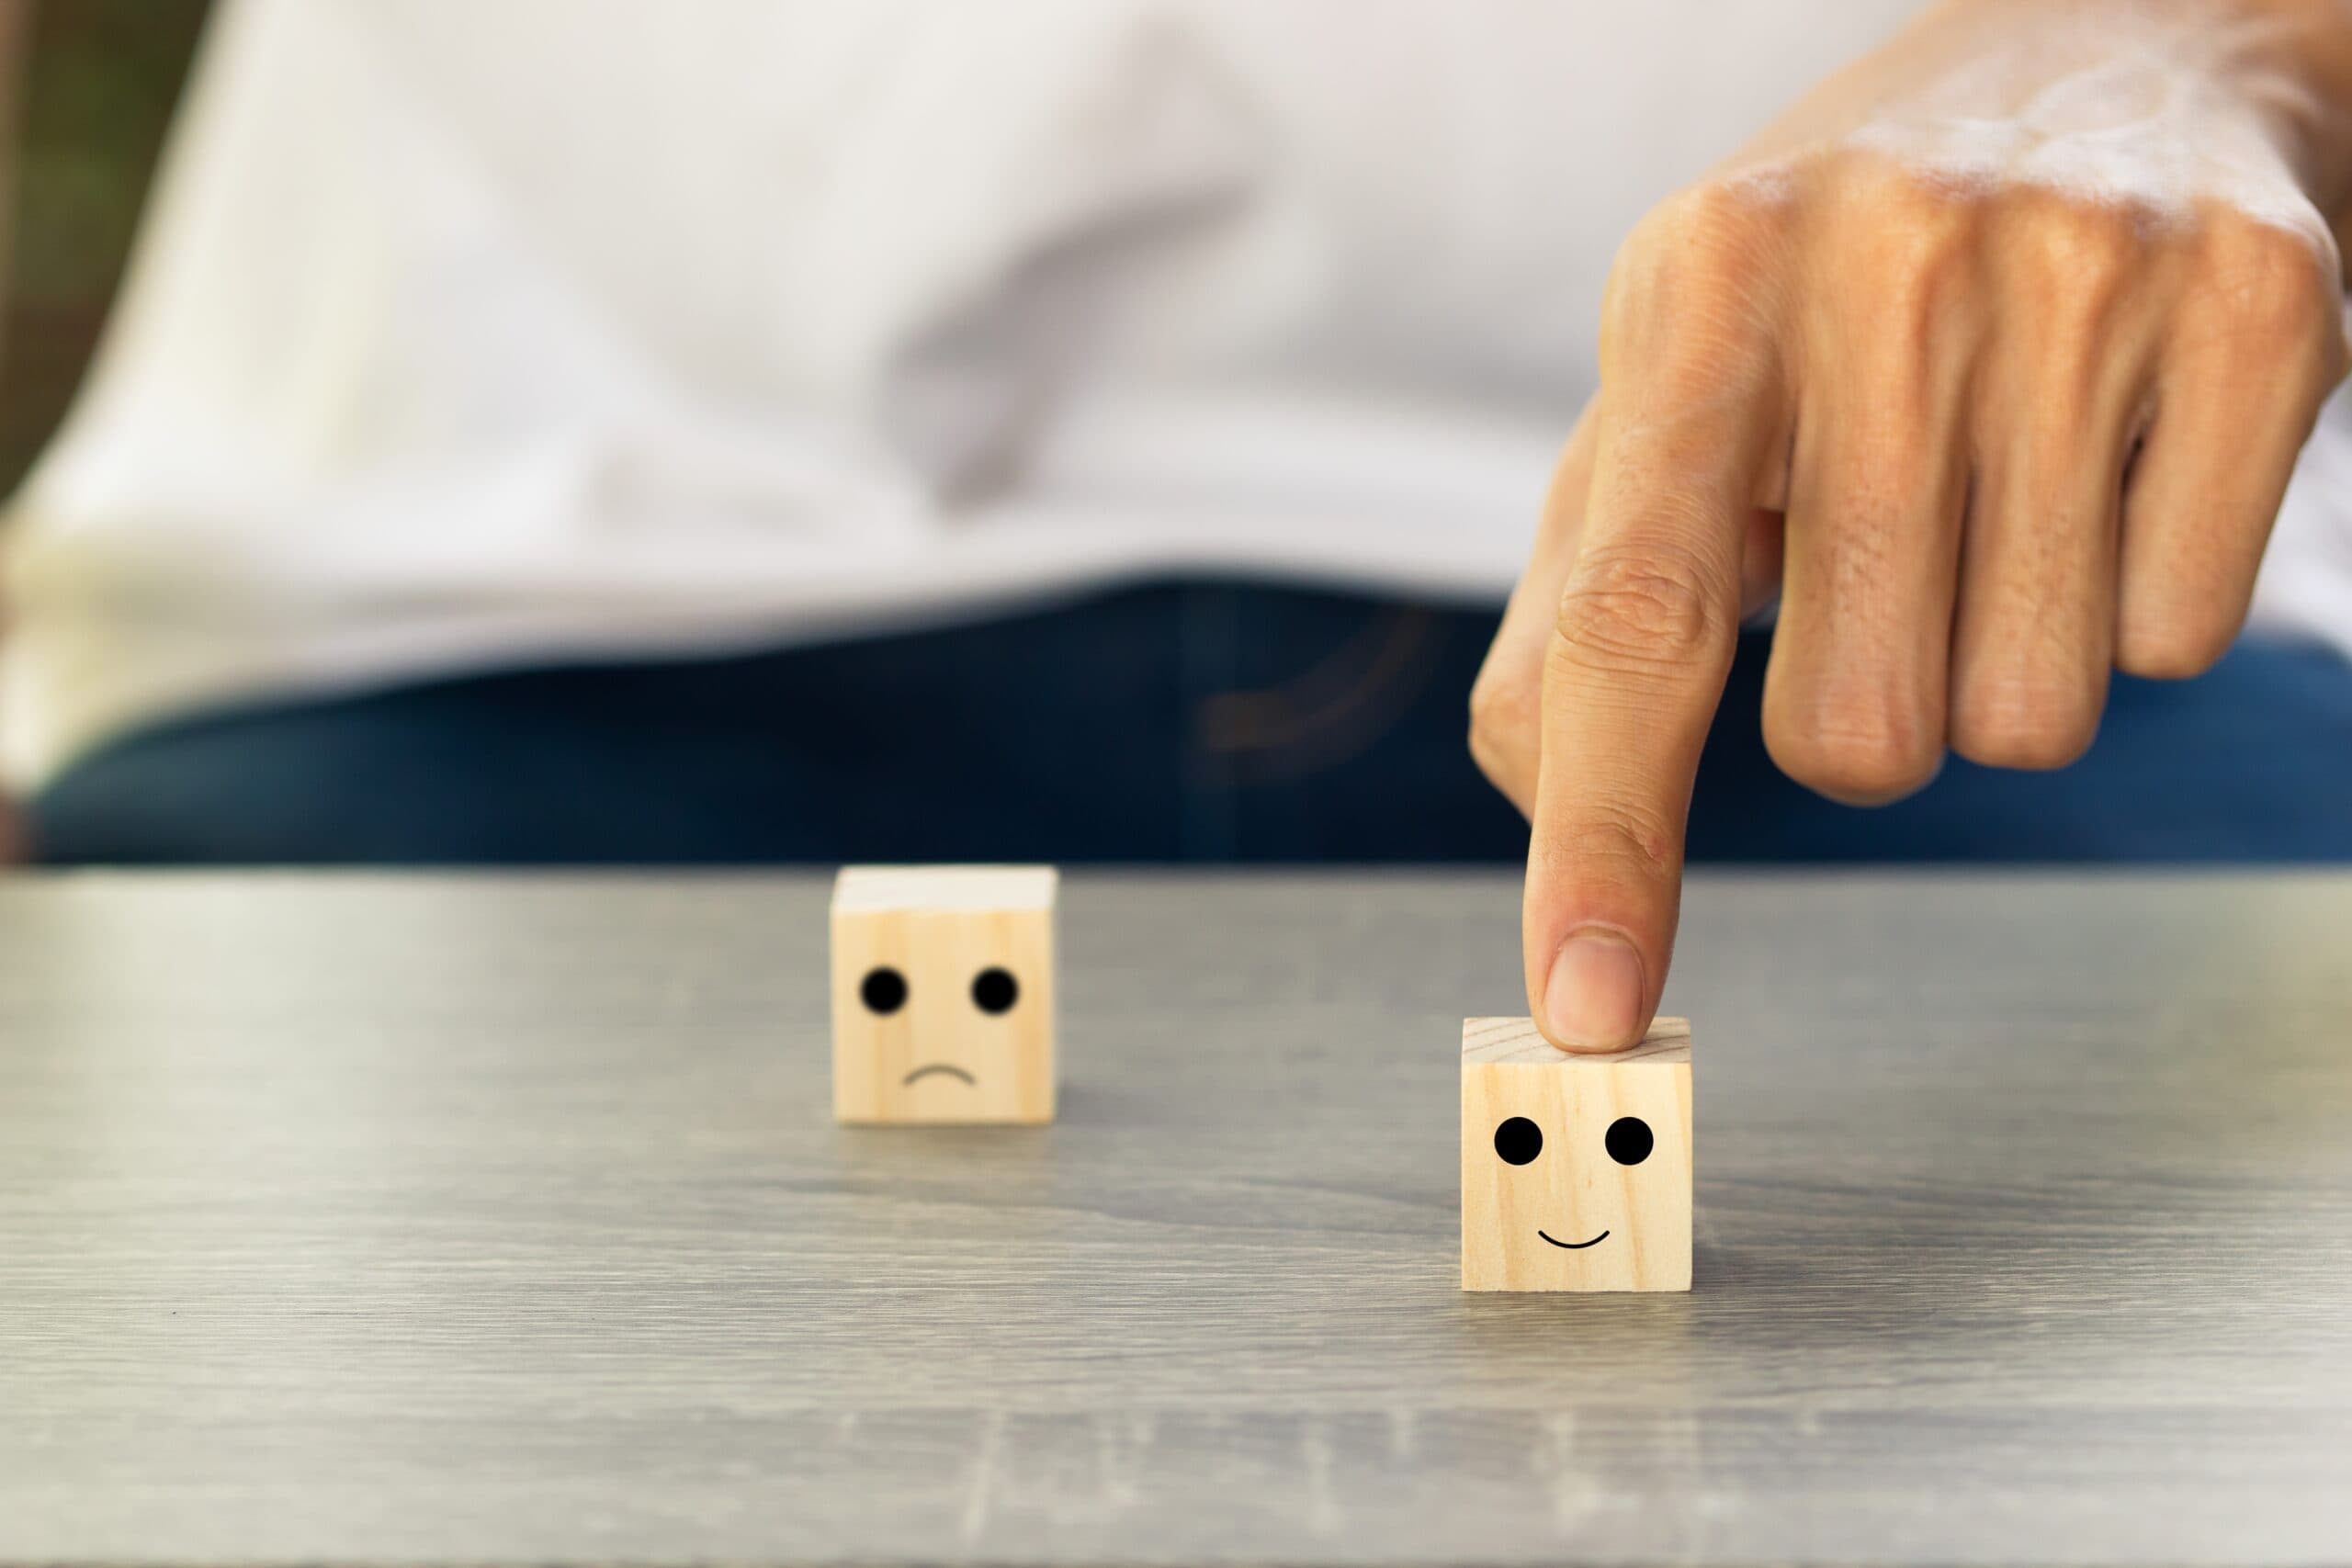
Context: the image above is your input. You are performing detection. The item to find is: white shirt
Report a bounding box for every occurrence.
[6,0,2348,788]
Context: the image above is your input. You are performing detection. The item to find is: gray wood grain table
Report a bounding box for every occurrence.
[2,871,2349,1567]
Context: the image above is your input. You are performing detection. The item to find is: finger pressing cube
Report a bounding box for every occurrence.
[831,865,1057,1125]
[1461,1015,1692,1292]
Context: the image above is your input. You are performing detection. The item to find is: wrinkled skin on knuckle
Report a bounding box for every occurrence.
[1533,811,1680,887]
[1465,668,1540,803]
[1858,227,1976,347]
[1550,549,1728,682]
[1602,179,1789,371]
[1763,688,1943,805]
[2192,210,2349,382]
[1631,179,1792,283]
[1950,668,2103,771]
[1773,163,1985,395]
[1828,155,1982,270]
[2001,192,2146,342]
[2116,592,2239,681]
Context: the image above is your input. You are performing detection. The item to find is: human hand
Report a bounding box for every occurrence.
[1471,0,2352,1050]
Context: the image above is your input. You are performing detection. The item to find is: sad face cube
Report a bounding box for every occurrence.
[831,866,1057,1124]
[1461,1016,1692,1292]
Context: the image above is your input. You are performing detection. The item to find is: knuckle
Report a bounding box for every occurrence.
[1603,178,1787,355]
[1950,669,2103,771]
[1869,213,1975,315]
[1540,811,1679,886]
[1551,548,1728,678]
[1647,177,1792,265]
[1466,672,1532,750]
[2019,193,2143,270]
[1465,671,1539,792]
[1793,152,1989,373]
[1843,159,1980,266]
[2196,213,2345,362]
[2116,592,2239,680]
[1765,693,1943,805]
[2008,195,2143,325]
[1757,150,1985,355]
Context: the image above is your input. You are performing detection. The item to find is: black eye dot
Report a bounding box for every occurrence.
[971,967,1019,1014]
[1493,1116,1543,1166]
[1605,1116,1654,1166]
[859,966,907,1016]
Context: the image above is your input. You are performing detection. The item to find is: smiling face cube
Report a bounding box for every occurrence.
[831,866,1057,1125]
[1461,1016,1691,1292]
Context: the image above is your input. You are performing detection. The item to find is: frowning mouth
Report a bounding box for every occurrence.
[901,1064,977,1088]
[1538,1229,1609,1249]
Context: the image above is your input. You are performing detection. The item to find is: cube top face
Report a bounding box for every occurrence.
[1464,1015,1690,1068]
[1461,1017,1692,1292]
[831,866,1057,1125]
[832,865,1057,914]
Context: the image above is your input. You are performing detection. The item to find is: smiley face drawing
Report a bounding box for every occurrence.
[1460,1016,1691,1292]
[831,867,1057,1125]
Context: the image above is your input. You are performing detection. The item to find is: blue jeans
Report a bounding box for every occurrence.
[27,581,2352,863]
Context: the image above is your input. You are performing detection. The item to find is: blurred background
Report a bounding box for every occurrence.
[0,0,206,493]
[0,1,2344,867]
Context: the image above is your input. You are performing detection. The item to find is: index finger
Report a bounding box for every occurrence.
[1523,365,1784,1053]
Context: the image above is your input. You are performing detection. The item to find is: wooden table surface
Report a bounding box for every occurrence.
[2,871,2348,1566]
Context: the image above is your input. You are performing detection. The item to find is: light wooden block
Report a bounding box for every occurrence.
[1461,1016,1691,1292]
[831,866,1057,1124]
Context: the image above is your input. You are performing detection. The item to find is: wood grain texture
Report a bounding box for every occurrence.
[831,865,1056,1123]
[1462,1018,1691,1292]
[1463,1014,1692,1065]
[1,871,2351,1565]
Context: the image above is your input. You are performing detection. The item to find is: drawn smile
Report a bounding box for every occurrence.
[1537,1229,1610,1249]
[900,1063,977,1087]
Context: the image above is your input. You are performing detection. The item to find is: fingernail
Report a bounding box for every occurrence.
[1543,928,1647,1051]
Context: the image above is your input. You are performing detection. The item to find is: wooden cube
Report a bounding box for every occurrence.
[1461,1016,1691,1292]
[831,866,1057,1124]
